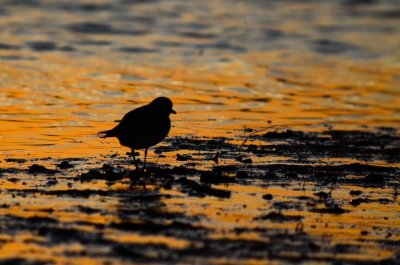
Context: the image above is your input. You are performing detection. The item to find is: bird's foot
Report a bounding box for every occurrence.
[127,167,150,190]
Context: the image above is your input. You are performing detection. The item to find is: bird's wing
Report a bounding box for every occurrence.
[116,105,153,134]
[119,105,148,124]
[98,104,152,139]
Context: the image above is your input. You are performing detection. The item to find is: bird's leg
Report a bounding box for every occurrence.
[128,149,141,190]
[131,149,139,169]
[143,148,148,171]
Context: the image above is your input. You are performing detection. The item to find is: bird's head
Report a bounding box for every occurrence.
[150,97,176,115]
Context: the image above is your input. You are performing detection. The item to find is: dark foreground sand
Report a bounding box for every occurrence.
[0,128,399,264]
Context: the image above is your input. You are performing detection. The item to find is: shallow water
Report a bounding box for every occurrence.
[0,0,399,157]
[0,0,399,264]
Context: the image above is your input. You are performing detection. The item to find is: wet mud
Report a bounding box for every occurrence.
[1,128,399,264]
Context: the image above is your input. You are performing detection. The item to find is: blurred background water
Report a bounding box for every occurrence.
[0,0,399,157]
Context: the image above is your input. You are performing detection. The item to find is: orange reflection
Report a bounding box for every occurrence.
[0,1,399,263]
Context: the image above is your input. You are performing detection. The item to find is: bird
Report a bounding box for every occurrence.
[98,97,176,169]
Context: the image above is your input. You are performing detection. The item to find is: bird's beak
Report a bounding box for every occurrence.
[171,109,177,114]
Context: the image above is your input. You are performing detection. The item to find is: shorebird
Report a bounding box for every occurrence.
[98,97,176,169]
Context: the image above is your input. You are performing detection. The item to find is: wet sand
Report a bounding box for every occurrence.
[1,128,400,264]
[0,0,400,264]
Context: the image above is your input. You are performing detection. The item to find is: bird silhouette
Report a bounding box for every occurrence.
[98,97,176,169]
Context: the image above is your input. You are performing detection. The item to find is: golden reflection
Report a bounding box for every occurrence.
[0,0,399,263]
[162,183,399,258]
[106,232,190,249]
[0,50,399,157]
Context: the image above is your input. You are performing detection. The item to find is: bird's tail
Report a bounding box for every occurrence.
[98,130,113,138]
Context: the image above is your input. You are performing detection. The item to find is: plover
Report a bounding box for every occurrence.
[99,97,176,169]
